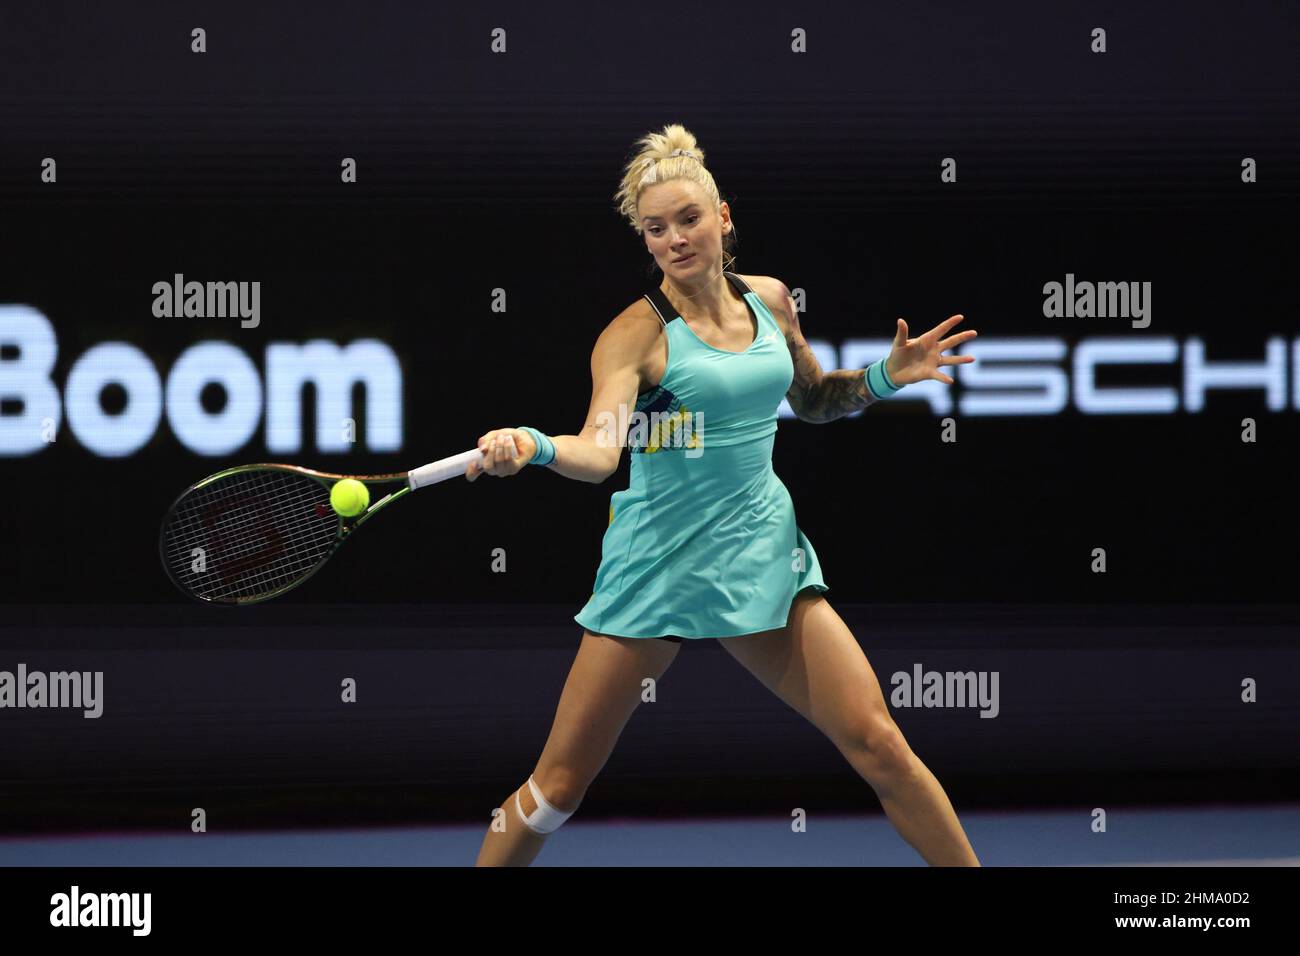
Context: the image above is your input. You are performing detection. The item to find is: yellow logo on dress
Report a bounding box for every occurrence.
[644,405,702,454]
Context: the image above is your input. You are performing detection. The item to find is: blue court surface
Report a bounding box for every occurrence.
[2,804,1297,867]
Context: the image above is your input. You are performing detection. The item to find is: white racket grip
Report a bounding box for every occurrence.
[406,436,519,490]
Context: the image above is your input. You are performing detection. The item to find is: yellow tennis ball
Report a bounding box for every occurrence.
[330,478,370,517]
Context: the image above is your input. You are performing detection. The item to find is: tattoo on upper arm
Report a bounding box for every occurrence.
[771,279,878,424]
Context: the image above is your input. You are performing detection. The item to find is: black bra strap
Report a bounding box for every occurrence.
[642,287,672,328]
[723,271,753,295]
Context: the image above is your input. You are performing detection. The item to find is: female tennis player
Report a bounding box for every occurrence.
[470,124,980,866]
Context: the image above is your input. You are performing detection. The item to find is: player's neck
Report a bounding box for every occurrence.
[661,268,733,322]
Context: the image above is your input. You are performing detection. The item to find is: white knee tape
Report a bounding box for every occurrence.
[515,775,573,835]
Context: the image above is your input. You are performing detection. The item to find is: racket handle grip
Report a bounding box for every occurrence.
[407,437,519,490]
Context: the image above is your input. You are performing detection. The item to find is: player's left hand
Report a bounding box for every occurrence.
[884,314,977,386]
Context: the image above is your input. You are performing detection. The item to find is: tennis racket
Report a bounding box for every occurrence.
[159,437,517,605]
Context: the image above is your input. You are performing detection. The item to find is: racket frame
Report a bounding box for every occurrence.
[158,462,415,606]
[160,439,504,605]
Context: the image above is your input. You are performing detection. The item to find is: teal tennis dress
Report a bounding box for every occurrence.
[573,271,829,640]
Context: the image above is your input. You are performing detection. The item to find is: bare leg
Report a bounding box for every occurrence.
[719,591,980,866]
[475,631,681,866]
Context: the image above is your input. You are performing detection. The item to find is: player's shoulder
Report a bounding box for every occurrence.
[736,273,791,302]
[735,274,795,331]
[607,294,666,340]
[589,295,665,369]
[736,273,780,299]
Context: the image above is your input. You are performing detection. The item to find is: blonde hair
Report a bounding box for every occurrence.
[613,123,737,272]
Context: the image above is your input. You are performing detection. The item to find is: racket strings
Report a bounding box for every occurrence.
[160,476,330,566]
[164,472,336,600]
[161,486,329,580]
[161,469,341,603]
[163,473,332,598]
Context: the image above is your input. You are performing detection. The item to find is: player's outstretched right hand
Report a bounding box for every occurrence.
[466,429,532,482]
